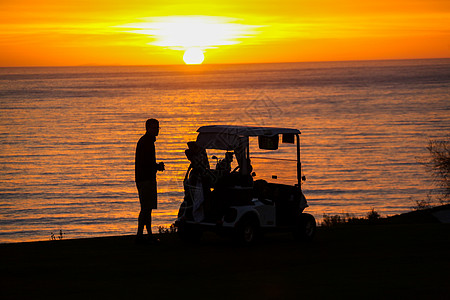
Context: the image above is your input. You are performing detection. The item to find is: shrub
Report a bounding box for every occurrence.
[50,230,65,241]
[322,214,345,227]
[412,194,434,211]
[157,224,177,234]
[322,209,381,227]
[426,138,450,203]
[366,208,380,223]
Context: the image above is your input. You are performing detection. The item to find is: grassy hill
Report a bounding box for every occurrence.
[1,221,449,299]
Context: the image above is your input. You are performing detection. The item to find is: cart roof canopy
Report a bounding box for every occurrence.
[197,125,300,136]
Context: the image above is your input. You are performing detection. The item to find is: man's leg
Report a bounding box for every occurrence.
[137,209,146,237]
[145,209,153,235]
[136,180,158,243]
[147,180,157,237]
[137,181,151,238]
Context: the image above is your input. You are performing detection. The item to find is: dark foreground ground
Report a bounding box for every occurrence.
[1,222,449,300]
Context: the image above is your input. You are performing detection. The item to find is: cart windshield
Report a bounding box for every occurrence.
[249,136,298,186]
[195,126,301,187]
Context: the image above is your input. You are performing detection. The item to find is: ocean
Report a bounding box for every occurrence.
[0,59,449,243]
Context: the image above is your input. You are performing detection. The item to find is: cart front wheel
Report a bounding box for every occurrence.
[177,222,202,243]
[293,213,316,242]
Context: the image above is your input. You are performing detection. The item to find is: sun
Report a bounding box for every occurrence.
[183,48,205,64]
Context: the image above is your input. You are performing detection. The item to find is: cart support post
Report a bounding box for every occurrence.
[296,134,301,190]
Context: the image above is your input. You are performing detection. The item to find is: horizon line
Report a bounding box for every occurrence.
[1,57,449,69]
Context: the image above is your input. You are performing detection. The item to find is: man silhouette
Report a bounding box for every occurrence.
[135,118,164,244]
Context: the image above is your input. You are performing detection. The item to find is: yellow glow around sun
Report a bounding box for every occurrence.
[122,16,260,64]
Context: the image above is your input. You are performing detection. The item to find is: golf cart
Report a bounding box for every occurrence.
[175,125,316,244]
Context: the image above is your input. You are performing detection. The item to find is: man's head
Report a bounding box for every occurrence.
[146,118,160,136]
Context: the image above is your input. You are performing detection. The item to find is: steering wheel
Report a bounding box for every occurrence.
[231,165,240,173]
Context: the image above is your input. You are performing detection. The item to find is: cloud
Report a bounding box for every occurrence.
[119,16,262,50]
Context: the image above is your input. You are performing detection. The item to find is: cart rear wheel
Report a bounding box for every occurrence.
[237,218,259,245]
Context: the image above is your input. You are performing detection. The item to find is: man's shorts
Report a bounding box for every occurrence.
[137,180,157,210]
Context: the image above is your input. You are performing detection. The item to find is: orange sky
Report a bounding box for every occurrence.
[0,0,449,66]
